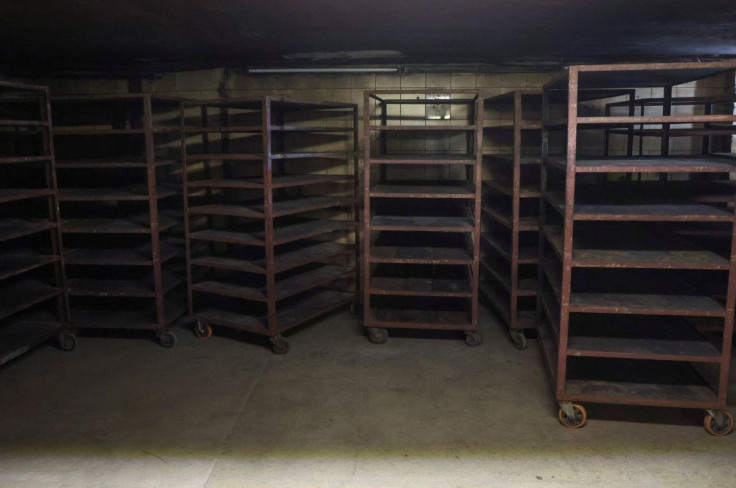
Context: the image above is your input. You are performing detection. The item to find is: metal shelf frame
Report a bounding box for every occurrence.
[481,90,544,349]
[362,89,483,346]
[0,80,70,365]
[538,61,736,435]
[182,96,359,354]
[51,94,185,347]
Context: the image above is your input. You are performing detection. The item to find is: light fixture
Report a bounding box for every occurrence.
[248,67,399,74]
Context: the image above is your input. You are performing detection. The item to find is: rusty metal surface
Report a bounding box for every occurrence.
[480,90,542,334]
[0,81,68,363]
[537,61,736,417]
[363,89,481,335]
[51,94,184,331]
[183,97,358,343]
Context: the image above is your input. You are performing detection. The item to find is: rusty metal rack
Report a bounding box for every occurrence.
[51,94,185,347]
[182,97,358,354]
[0,81,71,364]
[538,61,736,435]
[605,95,736,157]
[480,90,544,349]
[362,90,482,346]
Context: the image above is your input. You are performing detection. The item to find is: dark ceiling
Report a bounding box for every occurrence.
[1,0,735,77]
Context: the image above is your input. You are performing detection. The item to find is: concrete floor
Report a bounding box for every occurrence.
[1,305,735,488]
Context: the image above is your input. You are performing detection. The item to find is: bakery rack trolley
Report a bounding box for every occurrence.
[182,97,358,354]
[362,89,483,346]
[538,61,736,435]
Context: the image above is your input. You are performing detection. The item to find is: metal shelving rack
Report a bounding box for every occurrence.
[605,95,736,157]
[182,97,358,354]
[538,61,736,435]
[0,81,71,364]
[51,94,185,347]
[362,89,482,346]
[480,90,544,349]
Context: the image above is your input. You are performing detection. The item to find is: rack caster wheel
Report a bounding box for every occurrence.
[704,410,734,436]
[509,330,528,350]
[367,327,388,344]
[194,320,213,340]
[157,330,177,349]
[57,331,77,352]
[465,331,482,347]
[270,336,290,355]
[558,403,587,429]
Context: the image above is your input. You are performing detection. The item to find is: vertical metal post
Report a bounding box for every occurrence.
[557,67,579,399]
[362,91,373,327]
[181,102,195,316]
[509,91,522,329]
[471,95,483,330]
[44,88,70,322]
[352,104,361,310]
[262,97,278,337]
[144,96,165,328]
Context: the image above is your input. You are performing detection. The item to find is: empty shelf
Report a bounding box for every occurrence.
[368,154,477,165]
[481,232,538,264]
[275,265,353,301]
[0,280,62,321]
[0,219,56,242]
[0,312,63,366]
[367,308,473,330]
[370,277,472,297]
[70,301,186,330]
[483,180,540,198]
[0,189,54,203]
[547,155,736,173]
[480,283,537,329]
[370,182,475,199]
[564,380,717,409]
[371,216,474,232]
[59,186,177,201]
[569,293,726,317]
[67,272,180,298]
[193,280,267,302]
[370,246,473,264]
[61,216,176,234]
[567,336,721,362]
[65,243,178,266]
[188,174,352,190]
[482,205,539,230]
[0,252,59,280]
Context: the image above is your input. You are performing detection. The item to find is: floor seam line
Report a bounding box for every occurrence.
[201,355,271,488]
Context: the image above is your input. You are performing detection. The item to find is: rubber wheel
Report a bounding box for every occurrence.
[367,328,388,345]
[465,331,482,347]
[509,330,528,350]
[270,337,290,355]
[558,404,587,429]
[57,331,77,352]
[194,321,213,340]
[158,330,177,349]
[704,410,734,436]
